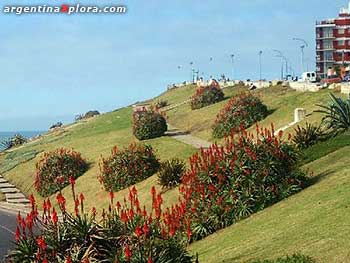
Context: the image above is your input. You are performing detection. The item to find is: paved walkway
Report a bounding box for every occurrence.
[166,125,212,149]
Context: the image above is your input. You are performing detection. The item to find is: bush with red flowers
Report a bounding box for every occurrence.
[212,92,268,138]
[9,180,193,262]
[191,85,225,110]
[132,108,167,140]
[99,143,160,192]
[180,125,307,241]
[34,148,88,197]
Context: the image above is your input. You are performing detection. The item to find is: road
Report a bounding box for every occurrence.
[0,208,16,261]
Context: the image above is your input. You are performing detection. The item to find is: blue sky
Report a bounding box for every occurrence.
[0,0,348,131]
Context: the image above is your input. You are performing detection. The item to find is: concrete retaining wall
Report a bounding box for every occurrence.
[288,82,321,92]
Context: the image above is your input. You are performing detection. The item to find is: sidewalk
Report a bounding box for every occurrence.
[166,125,212,149]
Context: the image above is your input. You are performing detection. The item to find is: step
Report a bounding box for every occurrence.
[5,193,26,200]
[0,178,8,183]
[7,198,30,204]
[1,188,19,194]
[0,183,16,188]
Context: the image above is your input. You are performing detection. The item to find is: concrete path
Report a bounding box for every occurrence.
[166,125,212,149]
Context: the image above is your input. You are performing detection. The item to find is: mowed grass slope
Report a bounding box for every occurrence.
[189,144,350,262]
[0,106,196,211]
[157,84,346,142]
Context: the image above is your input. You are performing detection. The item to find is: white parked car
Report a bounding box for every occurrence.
[301,72,317,83]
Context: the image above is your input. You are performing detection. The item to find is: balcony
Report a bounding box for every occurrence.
[316,19,335,27]
[316,34,335,39]
[334,29,350,37]
[334,53,350,62]
[333,42,350,49]
[335,18,350,26]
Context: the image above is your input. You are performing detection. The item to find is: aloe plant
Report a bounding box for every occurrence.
[317,93,350,135]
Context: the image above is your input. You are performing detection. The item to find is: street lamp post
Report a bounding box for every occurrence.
[259,51,263,81]
[293,38,309,74]
[273,49,285,80]
[230,54,234,80]
[189,62,194,83]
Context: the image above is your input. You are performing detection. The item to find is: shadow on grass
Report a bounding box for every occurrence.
[307,169,335,186]
[165,129,190,137]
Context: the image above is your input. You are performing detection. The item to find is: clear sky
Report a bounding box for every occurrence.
[0,0,348,131]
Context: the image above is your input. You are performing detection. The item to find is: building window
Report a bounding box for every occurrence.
[338,28,345,34]
[338,40,345,46]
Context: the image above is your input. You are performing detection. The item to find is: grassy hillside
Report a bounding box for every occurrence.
[158,85,346,142]
[189,144,350,262]
[1,83,349,262]
[0,106,196,211]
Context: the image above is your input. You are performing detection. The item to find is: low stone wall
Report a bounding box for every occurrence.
[341,83,350,95]
[288,82,321,92]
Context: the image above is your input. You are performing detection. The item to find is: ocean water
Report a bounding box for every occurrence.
[0,131,45,150]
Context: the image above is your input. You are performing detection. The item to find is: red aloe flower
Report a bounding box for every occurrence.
[29,194,36,209]
[56,193,66,212]
[134,225,143,238]
[65,256,72,263]
[15,226,21,242]
[142,222,150,236]
[51,208,58,225]
[36,236,47,251]
[124,245,132,261]
[109,191,114,204]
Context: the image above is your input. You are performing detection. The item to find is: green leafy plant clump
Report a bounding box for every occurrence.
[99,143,160,192]
[191,85,225,110]
[34,148,88,197]
[158,158,186,189]
[317,93,350,135]
[292,122,327,149]
[155,100,168,109]
[212,92,268,138]
[132,108,168,140]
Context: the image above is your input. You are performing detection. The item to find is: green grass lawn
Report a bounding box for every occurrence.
[189,145,350,262]
[0,106,196,212]
[300,131,350,165]
[161,84,346,142]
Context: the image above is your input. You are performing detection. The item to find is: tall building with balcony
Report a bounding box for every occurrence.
[316,2,350,79]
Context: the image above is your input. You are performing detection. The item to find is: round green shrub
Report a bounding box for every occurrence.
[34,148,88,197]
[132,109,167,140]
[212,92,268,138]
[191,85,225,110]
[99,143,160,192]
[158,158,186,189]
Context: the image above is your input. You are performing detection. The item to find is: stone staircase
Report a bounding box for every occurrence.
[0,175,30,205]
